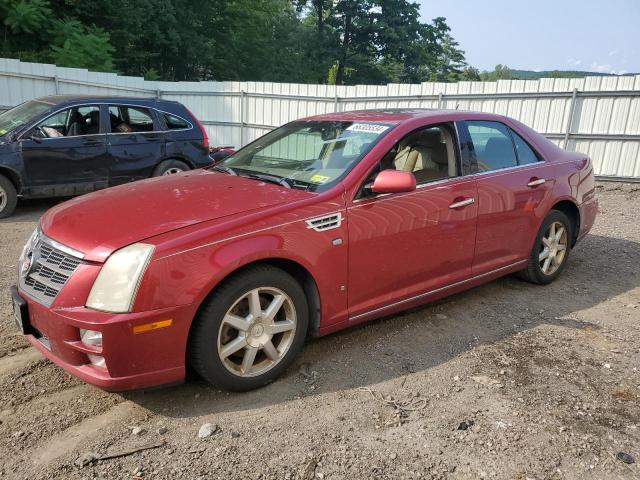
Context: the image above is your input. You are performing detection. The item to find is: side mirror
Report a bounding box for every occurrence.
[369,169,416,194]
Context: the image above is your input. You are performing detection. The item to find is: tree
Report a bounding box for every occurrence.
[0,0,472,84]
[50,20,114,71]
[480,64,513,81]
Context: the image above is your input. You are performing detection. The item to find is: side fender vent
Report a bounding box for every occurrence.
[305,212,343,232]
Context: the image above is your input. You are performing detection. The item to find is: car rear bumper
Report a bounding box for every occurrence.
[577,194,598,243]
[13,286,196,391]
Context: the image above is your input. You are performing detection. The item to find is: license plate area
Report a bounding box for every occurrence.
[10,286,32,335]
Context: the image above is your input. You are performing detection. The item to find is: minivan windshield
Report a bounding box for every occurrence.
[219,120,395,191]
[0,99,54,137]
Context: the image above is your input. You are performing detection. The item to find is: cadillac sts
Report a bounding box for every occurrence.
[11,109,598,391]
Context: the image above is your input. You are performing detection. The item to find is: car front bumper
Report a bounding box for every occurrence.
[12,285,196,391]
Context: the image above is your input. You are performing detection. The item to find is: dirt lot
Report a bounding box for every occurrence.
[0,184,639,480]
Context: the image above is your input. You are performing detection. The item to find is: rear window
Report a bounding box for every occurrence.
[108,105,155,133]
[164,113,190,130]
[466,121,518,172]
[511,130,540,165]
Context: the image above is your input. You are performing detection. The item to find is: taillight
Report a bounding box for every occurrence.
[185,107,209,149]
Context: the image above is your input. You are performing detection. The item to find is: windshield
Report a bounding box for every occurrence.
[220,120,395,191]
[0,99,54,137]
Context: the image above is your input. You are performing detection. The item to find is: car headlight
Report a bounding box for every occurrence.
[86,243,154,313]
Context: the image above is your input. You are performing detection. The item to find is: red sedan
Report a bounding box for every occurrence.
[12,109,598,391]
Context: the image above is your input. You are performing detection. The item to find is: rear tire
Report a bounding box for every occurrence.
[517,209,573,285]
[152,159,190,177]
[0,175,17,219]
[188,266,309,391]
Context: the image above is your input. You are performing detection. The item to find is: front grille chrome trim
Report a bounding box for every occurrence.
[40,232,85,260]
[19,233,84,307]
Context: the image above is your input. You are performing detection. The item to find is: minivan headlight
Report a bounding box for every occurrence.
[86,243,154,313]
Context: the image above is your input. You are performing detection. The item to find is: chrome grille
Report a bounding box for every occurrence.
[20,235,83,306]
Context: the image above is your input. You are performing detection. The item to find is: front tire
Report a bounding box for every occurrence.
[517,209,573,285]
[0,175,18,219]
[188,266,309,391]
[152,159,190,177]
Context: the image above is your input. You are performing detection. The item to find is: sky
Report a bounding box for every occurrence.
[417,0,639,74]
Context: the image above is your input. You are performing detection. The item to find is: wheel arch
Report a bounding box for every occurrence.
[155,156,196,171]
[191,257,322,340]
[550,199,580,246]
[0,166,22,194]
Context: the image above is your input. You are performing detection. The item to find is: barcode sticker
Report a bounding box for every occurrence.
[346,123,390,134]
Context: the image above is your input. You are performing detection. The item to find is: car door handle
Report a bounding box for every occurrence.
[527,178,546,187]
[449,197,475,209]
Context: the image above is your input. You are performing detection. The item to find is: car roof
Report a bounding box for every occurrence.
[299,108,497,124]
[33,95,174,108]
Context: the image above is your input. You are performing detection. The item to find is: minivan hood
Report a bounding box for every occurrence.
[41,169,312,262]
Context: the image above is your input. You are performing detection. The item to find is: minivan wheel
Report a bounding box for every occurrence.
[517,209,573,285]
[188,266,309,391]
[152,159,190,177]
[0,175,17,219]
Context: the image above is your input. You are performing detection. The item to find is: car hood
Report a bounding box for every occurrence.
[41,169,313,262]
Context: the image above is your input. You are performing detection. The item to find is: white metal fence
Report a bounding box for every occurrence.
[1,58,639,180]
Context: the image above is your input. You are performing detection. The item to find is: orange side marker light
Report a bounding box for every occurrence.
[133,319,173,334]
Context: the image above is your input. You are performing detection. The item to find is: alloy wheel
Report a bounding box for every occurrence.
[538,221,568,275]
[217,287,297,377]
[0,186,6,212]
[163,167,184,175]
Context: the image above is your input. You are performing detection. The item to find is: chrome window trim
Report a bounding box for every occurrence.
[18,101,194,141]
[349,260,527,321]
[351,175,474,205]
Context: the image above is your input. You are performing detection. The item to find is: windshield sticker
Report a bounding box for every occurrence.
[309,174,331,184]
[346,123,390,134]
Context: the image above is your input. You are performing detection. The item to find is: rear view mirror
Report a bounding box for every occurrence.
[370,169,416,194]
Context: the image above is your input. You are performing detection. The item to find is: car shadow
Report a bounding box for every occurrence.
[123,232,640,418]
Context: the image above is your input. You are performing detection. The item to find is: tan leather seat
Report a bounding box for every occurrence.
[392,127,457,183]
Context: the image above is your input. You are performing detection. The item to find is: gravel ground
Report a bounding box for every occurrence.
[0,184,638,480]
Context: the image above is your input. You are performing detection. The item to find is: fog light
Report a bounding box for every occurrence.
[87,354,106,369]
[80,329,102,348]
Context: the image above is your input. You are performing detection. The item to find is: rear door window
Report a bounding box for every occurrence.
[109,106,155,133]
[466,121,517,172]
[511,130,540,165]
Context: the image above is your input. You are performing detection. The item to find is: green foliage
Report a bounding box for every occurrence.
[0,0,472,84]
[3,0,50,34]
[480,64,513,81]
[50,20,114,71]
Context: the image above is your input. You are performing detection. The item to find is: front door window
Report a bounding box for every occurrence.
[34,105,101,138]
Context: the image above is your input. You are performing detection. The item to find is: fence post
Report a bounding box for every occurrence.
[53,75,59,95]
[334,86,339,113]
[155,89,161,99]
[240,90,246,147]
[437,92,443,109]
[564,88,578,149]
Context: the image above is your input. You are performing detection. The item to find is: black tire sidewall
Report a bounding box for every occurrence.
[189,267,309,391]
[0,175,17,219]
[529,210,573,284]
[152,159,190,177]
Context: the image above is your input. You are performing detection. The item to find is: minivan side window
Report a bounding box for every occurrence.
[164,113,190,130]
[109,106,155,133]
[511,130,540,165]
[34,105,100,138]
[466,121,517,172]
